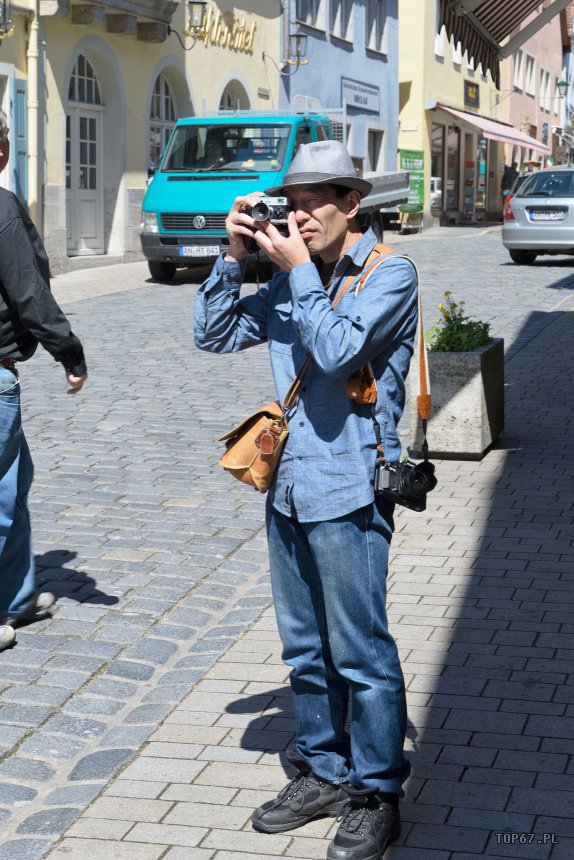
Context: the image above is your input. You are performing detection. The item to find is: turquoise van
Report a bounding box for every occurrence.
[140,111,334,281]
[140,111,410,281]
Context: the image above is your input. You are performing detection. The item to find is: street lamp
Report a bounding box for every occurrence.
[185,1,208,37]
[556,79,569,99]
[262,30,309,77]
[169,1,208,50]
[287,32,309,66]
[0,0,14,41]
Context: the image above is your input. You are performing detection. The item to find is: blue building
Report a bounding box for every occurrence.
[278,1,399,177]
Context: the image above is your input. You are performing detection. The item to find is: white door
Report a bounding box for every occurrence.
[66,107,103,254]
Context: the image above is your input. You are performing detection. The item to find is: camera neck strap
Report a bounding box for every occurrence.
[346,246,432,463]
[281,251,384,411]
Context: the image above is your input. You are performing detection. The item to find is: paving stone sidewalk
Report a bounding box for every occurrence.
[1,235,573,859]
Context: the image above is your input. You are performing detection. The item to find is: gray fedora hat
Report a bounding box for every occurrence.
[265,140,373,198]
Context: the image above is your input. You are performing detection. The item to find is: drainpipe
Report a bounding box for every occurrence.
[27,1,39,224]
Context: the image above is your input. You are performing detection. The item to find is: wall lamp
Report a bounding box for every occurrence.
[0,0,14,41]
[169,1,208,50]
[287,32,309,66]
[263,31,309,77]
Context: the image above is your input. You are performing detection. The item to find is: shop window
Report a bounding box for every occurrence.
[431,122,444,212]
[68,55,102,105]
[331,0,353,41]
[296,0,325,30]
[366,0,388,54]
[446,125,460,211]
[148,72,176,173]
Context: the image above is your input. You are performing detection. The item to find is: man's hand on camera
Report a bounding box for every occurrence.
[251,211,310,272]
[225,193,265,263]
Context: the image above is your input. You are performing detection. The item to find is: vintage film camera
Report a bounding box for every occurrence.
[375,458,437,513]
[244,196,290,236]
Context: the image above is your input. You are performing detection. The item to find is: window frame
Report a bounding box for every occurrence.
[365,0,388,55]
[295,0,326,31]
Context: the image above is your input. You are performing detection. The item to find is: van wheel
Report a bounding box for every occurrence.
[148,261,176,282]
[509,250,537,265]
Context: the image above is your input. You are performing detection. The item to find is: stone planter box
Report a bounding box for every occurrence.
[410,338,504,460]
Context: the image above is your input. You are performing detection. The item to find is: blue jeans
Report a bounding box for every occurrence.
[0,366,36,621]
[266,498,411,795]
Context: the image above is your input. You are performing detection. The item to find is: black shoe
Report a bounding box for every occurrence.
[251,759,349,834]
[327,788,401,860]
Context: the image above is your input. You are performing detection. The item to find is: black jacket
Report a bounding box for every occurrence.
[0,189,86,375]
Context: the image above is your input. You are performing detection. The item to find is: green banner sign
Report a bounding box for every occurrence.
[399,149,424,214]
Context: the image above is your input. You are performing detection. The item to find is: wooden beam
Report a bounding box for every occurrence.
[136,21,168,42]
[106,13,138,35]
[71,4,106,26]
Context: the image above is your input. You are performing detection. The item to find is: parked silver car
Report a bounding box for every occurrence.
[502,166,574,264]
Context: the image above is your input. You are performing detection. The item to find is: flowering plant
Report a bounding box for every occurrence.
[425,291,491,352]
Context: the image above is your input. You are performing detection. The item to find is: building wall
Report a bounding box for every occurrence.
[502,7,565,167]
[279,1,400,175]
[40,2,281,273]
[185,1,281,112]
[399,0,502,223]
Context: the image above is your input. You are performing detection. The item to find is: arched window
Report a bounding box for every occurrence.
[149,72,176,172]
[68,54,102,105]
[219,81,250,111]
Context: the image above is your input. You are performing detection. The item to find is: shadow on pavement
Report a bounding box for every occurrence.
[35,549,120,606]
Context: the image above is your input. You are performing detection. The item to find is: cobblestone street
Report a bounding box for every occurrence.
[0,226,573,859]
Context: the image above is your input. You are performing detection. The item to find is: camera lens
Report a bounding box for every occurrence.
[251,201,271,222]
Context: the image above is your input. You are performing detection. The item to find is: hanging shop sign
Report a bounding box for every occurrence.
[196,7,256,53]
[341,78,380,114]
[464,80,479,111]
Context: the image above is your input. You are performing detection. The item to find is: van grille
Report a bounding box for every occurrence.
[160,213,226,231]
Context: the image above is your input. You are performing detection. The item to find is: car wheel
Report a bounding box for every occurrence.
[148,261,177,282]
[509,250,537,265]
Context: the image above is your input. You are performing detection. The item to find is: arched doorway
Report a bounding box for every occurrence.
[219,80,250,111]
[66,54,104,254]
[148,71,176,174]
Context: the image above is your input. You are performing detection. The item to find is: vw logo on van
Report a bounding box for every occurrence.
[192,215,206,230]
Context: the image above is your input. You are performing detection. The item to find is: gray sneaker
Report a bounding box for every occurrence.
[9,592,55,625]
[252,759,349,834]
[0,625,15,652]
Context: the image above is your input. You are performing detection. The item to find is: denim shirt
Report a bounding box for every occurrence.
[194,228,418,522]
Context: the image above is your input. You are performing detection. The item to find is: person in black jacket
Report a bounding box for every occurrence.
[0,110,87,652]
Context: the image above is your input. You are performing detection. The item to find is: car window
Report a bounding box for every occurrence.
[517,170,574,198]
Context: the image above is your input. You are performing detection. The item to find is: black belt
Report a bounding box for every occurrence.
[1,358,16,368]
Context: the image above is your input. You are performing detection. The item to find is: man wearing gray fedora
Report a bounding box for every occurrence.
[195,140,417,859]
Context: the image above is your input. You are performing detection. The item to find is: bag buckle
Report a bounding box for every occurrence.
[255,425,280,456]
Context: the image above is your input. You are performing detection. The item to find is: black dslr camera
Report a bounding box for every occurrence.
[375,459,437,512]
[244,196,290,236]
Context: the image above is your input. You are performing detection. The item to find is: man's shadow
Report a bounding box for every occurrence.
[34,549,119,609]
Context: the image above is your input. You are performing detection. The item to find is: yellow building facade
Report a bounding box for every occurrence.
[0,1,279,273]
[397,0,552,225]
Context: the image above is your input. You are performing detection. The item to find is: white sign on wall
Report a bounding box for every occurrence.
[341,78,380,114]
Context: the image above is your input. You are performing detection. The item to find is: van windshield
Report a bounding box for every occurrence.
[162,124,291,173]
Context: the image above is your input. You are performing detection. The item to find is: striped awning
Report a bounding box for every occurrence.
[437,104,552,154]
[439,0,564,88]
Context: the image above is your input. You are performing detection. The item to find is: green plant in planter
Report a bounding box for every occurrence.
[425,291,491,352]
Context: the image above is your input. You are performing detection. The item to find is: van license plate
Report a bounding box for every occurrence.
[529,211,565,221]
[179,245,220,257]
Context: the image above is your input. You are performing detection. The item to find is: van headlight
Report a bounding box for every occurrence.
[141,211,159,234]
